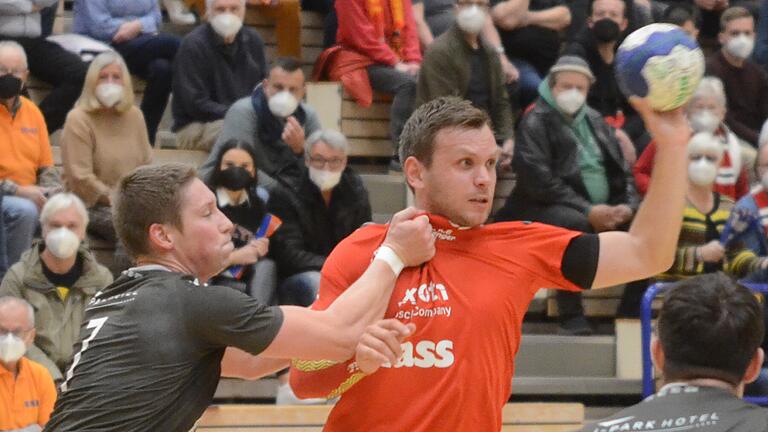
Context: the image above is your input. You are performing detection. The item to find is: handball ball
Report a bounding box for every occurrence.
[615,23,704,111]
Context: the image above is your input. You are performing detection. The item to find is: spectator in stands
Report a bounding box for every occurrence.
[185,0,301,58]
[706,6,768,146]
[490,0,571,108]
[60,52,153,245]
[661,3,700,40]
[0,195,6,283]
[564,0,647,159]
[0,193,112,383]
[314,0,421,170]
[581,273,768,431]
[0,297,57,431]
[754,0,768,68]
[269,129,371,307]
[162,0,197,25]
[0,41,60,268]
[200,58,322,183]
[495,56,638,333]
[415,0,515,150]
[204,139,278,305]
[731,143,768,258]
[172,0,267,151]
[634,77,755,201]
[413,0,456,45]
[656,132,765,282]
[73,0,181,144]
[0,1,88,133]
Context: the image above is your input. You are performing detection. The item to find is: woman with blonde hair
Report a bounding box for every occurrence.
[60,51,152,245]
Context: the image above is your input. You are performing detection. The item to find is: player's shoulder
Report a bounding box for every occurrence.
[483,220,575,239]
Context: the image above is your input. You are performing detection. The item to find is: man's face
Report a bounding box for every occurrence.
[306,141,347,172]
[209,0,245,20]
[264,67,306,101]
[551,71,591,100]
[719,16,755,46]
[43,205,86,241]
[0,47,28,88]
[687,94,726,123]
[164,179,234,281]
[588,0,627,31]
[0,304,34,354]
[407,125,499,227]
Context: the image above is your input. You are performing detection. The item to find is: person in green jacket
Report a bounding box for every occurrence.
[0,193,112,382]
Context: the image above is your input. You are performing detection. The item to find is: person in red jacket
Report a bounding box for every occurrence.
[318,0,422,170]
[634,76,753,201]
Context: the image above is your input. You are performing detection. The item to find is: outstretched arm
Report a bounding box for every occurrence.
[592,98,691,288]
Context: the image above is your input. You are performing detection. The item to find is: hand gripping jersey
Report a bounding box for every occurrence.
[291,215,596,432]
[43,268,283,432]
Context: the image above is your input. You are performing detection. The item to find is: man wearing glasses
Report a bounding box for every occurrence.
[268,129,372,308]
[0,296,57,431]
[416,0,515,155]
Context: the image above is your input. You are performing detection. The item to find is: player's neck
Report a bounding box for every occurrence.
[41,248,77,275]
[135,256,210,283]
[678,378,741,396]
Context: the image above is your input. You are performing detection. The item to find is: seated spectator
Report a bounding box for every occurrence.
[204,140,279,305]
[0,194,6,282]
[0,1,88,133]
[490,0,571,108]
[416,0,515,149]
[314,0,421,170]
[495,56,638,333]
[60,52,153,245]
[172,0,267,151]
[0,297,57,431]
[73,0,181,144]
[185,0,301,58]
[564,0,647,158]
[0,41,60,268]
[706,6,768,146]
[656,133,764,282]
[269,129,371,307]
[634,76,755,201]
[580,273,768,431]
[0,194,113,383]
[731,143,768,258]
[413,0,457,46]
[200,58,322,182]
[660,3,700,40]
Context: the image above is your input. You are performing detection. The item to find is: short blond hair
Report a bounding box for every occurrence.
[76,51,134,113]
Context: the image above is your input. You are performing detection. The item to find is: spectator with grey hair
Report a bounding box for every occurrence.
[172,0,267,151]
[0,41,61,269]
[0,296,57,431]
[0,193,112,382]
[0,0,88,133]
[269,129,372,308]
[634,76,757,200]
[199,58,322,184]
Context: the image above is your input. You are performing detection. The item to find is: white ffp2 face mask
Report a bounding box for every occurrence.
[45,227,80,259]
[456,5,486,35]
[555,88,586,115]
[309,167,342,191]
[688,157,719,186]
[95,83,123,108]
[210,12,243,39]
[0,333,26,364]
[268,90,299,118]
[726,34,755,60]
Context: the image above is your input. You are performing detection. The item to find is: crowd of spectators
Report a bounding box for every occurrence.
[6,0,768,427]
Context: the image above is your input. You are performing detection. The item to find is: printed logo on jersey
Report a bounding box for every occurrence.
[591,412,720,432]
[395,281,451,320]
[87,291,138,310]
[381,340,455,369]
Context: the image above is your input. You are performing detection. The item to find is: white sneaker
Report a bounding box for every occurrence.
[162,0,196,25]
[275,382,328,405]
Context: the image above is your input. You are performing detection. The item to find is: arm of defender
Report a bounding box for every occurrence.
[592,99,691,288]
[220,347,290,379]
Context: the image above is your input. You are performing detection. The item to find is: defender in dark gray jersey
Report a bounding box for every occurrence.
[582,273,768,432]
[44,164,435,431]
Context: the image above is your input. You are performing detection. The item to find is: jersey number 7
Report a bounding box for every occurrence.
[61,317,109,392]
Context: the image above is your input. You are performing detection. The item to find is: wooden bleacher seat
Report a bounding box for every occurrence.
[193,403,585,432]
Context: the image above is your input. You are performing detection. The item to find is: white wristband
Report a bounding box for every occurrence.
[374,245,405,276]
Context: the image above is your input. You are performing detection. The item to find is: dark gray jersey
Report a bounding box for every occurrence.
[44,267,283,432]
[582,383,768,432]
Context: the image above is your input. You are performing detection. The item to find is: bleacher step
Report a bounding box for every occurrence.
[515,335,616,378]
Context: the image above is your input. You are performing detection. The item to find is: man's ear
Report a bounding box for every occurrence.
[147,223,175,254]
[651,337,665,372]
[744,347,765,384]
[403,156,425,191]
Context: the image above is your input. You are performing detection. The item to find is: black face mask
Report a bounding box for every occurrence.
[592,18,621,43]
[0,74,22,100]
[218,166,254,191]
